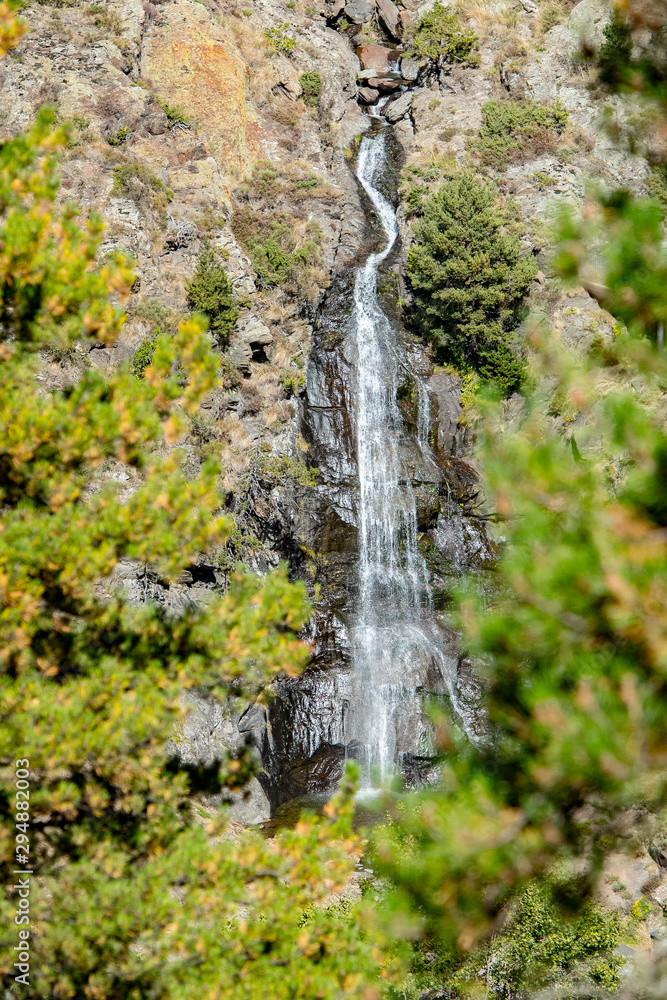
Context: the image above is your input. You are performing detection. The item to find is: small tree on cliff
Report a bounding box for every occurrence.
[408,169,537,393]
[0,5,393,997]
[186,241,239,346]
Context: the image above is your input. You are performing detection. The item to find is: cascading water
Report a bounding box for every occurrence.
[348,122,465,786]
[263,113,488,810]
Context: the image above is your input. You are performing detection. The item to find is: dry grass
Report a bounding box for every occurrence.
[457,0,514,32]
[227,22,276,105]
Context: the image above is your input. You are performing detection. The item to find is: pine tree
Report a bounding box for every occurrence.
[408,170,537,393]
[186,243,239,347]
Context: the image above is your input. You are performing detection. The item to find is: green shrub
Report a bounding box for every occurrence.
[462,879,623,998]
[407,169,537,393]
[631,897,652,920]
[648,164,667,209]
[471,98,569,169]
[60,114,92,148]
[219,356,243,389]
[281,369,305,397]
[232,206,322,292]
[186,243,239,346]
[407,2,477,65]
[256,453,317,487]
[264,22,295,52]
[107,125,129,146]
[300,70,322,108]
[85,3,122,34]
[111,162,173,224]
[130,330,160,378]
[597,11,633,89]
[132,298,177,332]
[155,96,195,128]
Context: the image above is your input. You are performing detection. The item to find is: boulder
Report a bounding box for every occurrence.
[367,76,401,91]
[383,90,413,123]
[237,315,273,347]
[229,340,252,373]
[344,0,373,22]
[358,86,380,104]
[376,0,401,38]
[399,9,413,30]
[227,776,271,826]
[138,108,169,136]
[400,56,420,82]
[268,55,303,101]
[357,43,392,73]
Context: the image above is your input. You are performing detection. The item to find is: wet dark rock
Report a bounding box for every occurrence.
[264,742,346,809]
[413,485,441,528]
[430,513,497,571]
[436,456,480,506]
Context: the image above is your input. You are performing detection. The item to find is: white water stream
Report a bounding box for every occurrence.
[350,127,466,785]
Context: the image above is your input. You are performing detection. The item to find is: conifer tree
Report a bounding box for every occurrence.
[408,170,537,393]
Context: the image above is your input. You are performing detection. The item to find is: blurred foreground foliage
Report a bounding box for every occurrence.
[374,1,667,995]
[0,5,392,996]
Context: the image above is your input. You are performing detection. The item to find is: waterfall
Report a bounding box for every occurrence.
[265,116,486,809]
[349,127,461,786]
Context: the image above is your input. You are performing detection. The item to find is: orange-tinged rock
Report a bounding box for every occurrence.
[140,0,257,173]
[357,43,392,74]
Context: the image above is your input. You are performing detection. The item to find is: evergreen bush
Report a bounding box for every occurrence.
[471,98,569,168]
[130,329,160,377]
[186,243,239,346]
[407,169,537,393]
[407,2,477,65]
[300,70,322,108]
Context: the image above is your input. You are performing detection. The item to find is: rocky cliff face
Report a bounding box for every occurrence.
[3,0,652,822]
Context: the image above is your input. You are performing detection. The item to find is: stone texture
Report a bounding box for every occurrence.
[141,0,257,172]
[238,316,274,347]
[367,77,401,91]
[383,90,413,123]
[400,56,420,81]
[358,86,380,104]
[427,372,473,458]
[376,0,401,39]
[344,0,374,22]
[229,341,252,373]
[357,43,392,73]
